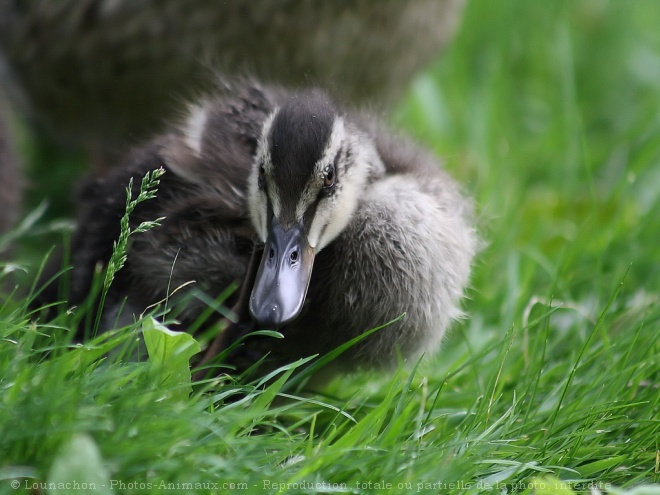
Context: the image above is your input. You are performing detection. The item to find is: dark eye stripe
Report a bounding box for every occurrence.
[333,148,342,170]
[343,146,351,170]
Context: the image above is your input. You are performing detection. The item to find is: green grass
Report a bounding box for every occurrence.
[2,1,660,494]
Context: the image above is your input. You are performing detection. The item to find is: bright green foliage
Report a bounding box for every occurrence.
[47,434,113,495]
[96,168,165,333]
[1,1,660,494]
[143,317,201,401]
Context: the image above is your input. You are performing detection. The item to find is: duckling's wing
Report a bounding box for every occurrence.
[57,84,280,330]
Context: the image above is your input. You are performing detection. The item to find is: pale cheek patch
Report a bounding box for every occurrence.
[248,190,268,241]
[307,170,361,251]
[255,111,277,176]
[268,179,282,220]
[247,162,272,241]
[248,110,279,240]
[182,104,209,157]
[307,198,330,249]
[309,183,357,250]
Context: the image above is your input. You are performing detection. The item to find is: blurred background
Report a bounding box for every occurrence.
[392,0,660,346]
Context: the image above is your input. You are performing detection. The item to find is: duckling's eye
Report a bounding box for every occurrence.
[258,164,266,190]
[323,165,336,189]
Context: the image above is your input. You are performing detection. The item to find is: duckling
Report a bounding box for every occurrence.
[50,81,476,374]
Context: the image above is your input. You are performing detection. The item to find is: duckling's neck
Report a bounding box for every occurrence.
[346,127,386,191]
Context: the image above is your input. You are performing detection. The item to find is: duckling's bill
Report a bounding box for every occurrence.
[249,217,315,328]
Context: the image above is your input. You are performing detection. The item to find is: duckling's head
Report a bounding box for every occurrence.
[248,91,379,328]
